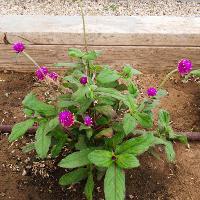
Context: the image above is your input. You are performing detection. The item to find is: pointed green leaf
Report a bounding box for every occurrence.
[134,112,153,128]
[58,149,92,168]
[95,105,116,118]
[35,123,51,159]
[88,150,113,168]
[44,117,59,134]
[8,119,35,142]
[116,153,140,169]
[123,113,137,135]
[68,48,84,58]
[104,164,125,200]
[97,68,120,84]
[59,168,88,186]
[84,172,94,200]
[165,141,175,162]
[23,93,57,117]
[115,133,155,155]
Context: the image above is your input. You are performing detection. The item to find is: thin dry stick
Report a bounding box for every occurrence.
[80,0,89,76]
[80,1,88,52]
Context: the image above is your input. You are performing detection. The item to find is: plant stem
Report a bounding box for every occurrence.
[23,51,65,93]
[80,1,88,52]
[80,0,89,76]
[159,69,178,88]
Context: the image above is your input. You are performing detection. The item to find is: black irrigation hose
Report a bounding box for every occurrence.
[0,125,200,141]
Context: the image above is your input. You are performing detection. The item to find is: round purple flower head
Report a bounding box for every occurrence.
[12,42,25,53]
[84,116,93,126]
[80,76,88,85]
[59,111,75,128]
[48,72,58,81]
[147,87,157,97]
[178,59,192,75]
[35,66,48,80]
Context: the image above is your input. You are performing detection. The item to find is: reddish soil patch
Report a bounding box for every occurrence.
[0,71,200,200]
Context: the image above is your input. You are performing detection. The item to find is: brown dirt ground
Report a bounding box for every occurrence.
[0,71,200,200]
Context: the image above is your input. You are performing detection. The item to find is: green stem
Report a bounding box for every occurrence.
[159,69,178,88]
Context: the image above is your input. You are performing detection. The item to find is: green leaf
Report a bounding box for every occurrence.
[95,105,116,118]
[58,149,92,168]
[83,50,101,61]
[115,133,155,155]
[59,168,88,186]
[95,128,113,139]
[77,99,93,114]
[128,82,138,96]
[35,123,51,159]
[23,108,33,117]
[97,96,116,106]
[96,116,110,125]
[189,69,200,77]
[72,86,90,102]
[104,163,125,200]
[97,68,120,84]
[96,87,124,101]
[44,117,59,134]
[88,150,113,167]
[8,119,35,142]
[158,109,170,128]
[58,100,77,108]
[63,75,81,86]
[134,112,153,128]
[68,48,84,58]
[84,172,94,200]
[123,94,137,112]
[23,93,57,117]
[116,153,140,169]
[122,65,142,79]
[51,128,68,158]
[54,62,81,68]
[123,113,137,135]
[22,143,35,153]
[105,132,125,148]
[172,133,188,144]
[165,141,175,162]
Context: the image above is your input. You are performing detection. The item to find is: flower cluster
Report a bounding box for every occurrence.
[35,67,59,81]
[178,59,192,75]
[147,87,157,97]
[13,42,25,53]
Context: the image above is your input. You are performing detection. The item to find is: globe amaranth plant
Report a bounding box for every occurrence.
[9,42,188,200]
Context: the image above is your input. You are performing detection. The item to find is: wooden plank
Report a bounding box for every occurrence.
[0,16,200,46]
[0,44,199,73]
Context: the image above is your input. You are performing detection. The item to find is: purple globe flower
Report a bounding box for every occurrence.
[84,116,93,126]
[147,87,157,97]
[12,42,25,53]
[48,72,58,81]
[59,111,75,128]
[35,66,48,80]
[80,76,88,85]
[178,59,192,75]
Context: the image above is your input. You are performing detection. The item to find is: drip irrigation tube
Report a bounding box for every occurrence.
[0,125,200,141]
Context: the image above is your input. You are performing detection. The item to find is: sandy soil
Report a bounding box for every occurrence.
[0,71,200,200]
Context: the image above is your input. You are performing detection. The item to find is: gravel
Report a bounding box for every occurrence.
[0,0,199,16]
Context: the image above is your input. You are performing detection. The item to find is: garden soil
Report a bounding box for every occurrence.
[0,71,200,200]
